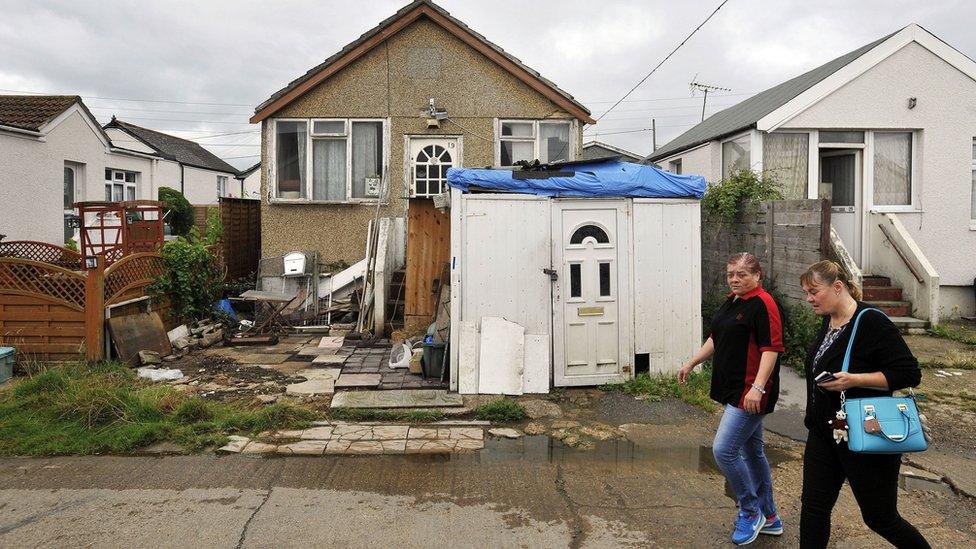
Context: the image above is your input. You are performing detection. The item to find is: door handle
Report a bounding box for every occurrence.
[542,268,558,281]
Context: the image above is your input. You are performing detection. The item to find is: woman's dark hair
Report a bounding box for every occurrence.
[727,252,763,280]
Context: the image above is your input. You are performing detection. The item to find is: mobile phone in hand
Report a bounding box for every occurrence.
[814,371,837,384]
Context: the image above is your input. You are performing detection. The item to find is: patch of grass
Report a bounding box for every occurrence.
[0,361,324,456]
[601,370,718,413]
[928,324,976,347]
[328,408,446,423]
[473,398,527,422]
[919,349,976,370]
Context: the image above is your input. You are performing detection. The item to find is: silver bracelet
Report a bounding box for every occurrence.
[751,384,766,394]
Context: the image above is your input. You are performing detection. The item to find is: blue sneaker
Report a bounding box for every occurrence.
[760,515,783,536]
[731,511,765,545]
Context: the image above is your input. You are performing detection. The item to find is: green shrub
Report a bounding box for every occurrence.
[473,398,527,422]
[782,300,822,375]
[204,207,223,245]
[158,187,193,236]
[151,230,223,322]
[702,169,784,224]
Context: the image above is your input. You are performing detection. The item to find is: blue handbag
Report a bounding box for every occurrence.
[839,308,927,454]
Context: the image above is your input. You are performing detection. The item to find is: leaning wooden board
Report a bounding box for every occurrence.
[107,311,172,366]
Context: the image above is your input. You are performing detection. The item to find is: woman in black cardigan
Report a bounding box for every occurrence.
[798,261,929,549]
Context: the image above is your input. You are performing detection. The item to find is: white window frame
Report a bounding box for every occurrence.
[668,158,682,175]
[970,137,976,230]
[270,117,390,205]
[720,131,754,180]
[104,168,138,202]
[217,175,228,198]
[494,119,578,167]
[867,130,918,213]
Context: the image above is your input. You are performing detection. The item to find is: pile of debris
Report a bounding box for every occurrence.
[166,320,224,359]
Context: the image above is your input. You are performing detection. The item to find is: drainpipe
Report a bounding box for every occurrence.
[180,164,185,195]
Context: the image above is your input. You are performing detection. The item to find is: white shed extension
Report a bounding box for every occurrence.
[449,192,702,394]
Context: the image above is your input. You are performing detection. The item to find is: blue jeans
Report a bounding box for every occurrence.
[713,404,778,518]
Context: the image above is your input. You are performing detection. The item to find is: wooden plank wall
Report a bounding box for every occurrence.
[701,199,829,306]
[192,206,211,237]
[0,293,86,362]
[404,199,451,330]
[219,198,261,281]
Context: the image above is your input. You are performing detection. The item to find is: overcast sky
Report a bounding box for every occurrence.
[1,0,973,168]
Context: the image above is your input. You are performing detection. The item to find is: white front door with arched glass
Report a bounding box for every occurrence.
[552,200,631,386]
[408,137,461,198]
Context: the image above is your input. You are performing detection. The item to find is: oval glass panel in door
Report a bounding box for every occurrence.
[414,144,453,197]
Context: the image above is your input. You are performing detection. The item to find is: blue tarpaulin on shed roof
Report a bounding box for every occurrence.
[446,160,705,199]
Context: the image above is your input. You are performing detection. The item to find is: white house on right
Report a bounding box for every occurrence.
[649,24,976,323]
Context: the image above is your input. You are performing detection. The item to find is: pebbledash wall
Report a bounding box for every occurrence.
[259,17,582,263]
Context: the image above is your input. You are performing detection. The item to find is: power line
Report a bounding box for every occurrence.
[223,154,261,160]
[584,92,753,104]
[99,115,252,126]
[593,0,731,123]
[0,87,255,107]
[88,105,252,116]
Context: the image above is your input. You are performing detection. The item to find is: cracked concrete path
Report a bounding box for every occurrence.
[1,423,974,547]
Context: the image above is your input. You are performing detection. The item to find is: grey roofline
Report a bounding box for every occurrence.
[253,0,590,119]
[646,29,900,163]
[104,118,238,174]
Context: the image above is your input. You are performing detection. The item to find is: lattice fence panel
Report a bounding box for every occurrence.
[0,241,82,270]
[104,252,165,305]
[0,258,86,309]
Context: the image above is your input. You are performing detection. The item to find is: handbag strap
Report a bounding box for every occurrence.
[840,307,885,374]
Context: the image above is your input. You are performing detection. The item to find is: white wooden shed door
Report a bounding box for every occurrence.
[552,201,628,386]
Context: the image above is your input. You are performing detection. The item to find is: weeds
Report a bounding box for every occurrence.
[928,324,976,347]
[0,361,323,456]
[329,408,446,423]
[473,398,527,422]
[601,370,718,412]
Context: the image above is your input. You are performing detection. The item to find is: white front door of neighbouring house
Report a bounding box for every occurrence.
[552,200,630,387]
[408,137,460,198]
[821,149,862,264]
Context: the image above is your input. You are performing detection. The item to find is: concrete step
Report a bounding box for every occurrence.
[863,275,892,287]
[889,316,929,334]
[869,301,913,317]
[863,286,903,301]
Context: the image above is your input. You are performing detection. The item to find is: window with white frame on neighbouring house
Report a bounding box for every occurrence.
[217,175,228,197]
[763,132,809,199]
[971,138,975,224]
[274,119,385,201]
[104,168,137,202]
[669,159,682,175]
[498,120,573,166]
[721,134,751,180]
[873,132,912,206]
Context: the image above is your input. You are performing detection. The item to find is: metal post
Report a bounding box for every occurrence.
[651,119,657,152]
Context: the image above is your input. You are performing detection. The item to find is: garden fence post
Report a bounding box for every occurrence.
[85,255,105,361]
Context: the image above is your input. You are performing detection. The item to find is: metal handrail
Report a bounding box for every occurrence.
[877,223,924,284]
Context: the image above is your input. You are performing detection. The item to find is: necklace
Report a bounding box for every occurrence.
[829,299,857,330]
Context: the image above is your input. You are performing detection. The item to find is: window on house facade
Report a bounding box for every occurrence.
[498,120,573,166]
[819,131,864,144]
[668,159,682,175]
[763,132,809,199]
[275,118,385,202]
[873,132,912,206]
[64,165,76,242]
[217,175,228,197]
[971,138,975,224]
[104,168,137,202]
[721,134,751,180]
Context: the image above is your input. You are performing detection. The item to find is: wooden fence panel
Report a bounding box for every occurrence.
[0,292,86,362]
[404,199,450,330]
[219,197,261,281]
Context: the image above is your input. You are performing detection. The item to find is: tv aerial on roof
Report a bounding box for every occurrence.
[689,75,732,122]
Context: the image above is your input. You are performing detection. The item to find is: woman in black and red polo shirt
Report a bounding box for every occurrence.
[679,252,785,546]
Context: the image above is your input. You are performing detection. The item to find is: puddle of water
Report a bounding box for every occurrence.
[404,435,793,476]
[900,474,953,495]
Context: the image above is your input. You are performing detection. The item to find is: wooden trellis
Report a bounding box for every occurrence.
[0,240,82,271]
[104,252,166,306]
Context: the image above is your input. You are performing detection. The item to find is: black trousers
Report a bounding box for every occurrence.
[799,429,930,548]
